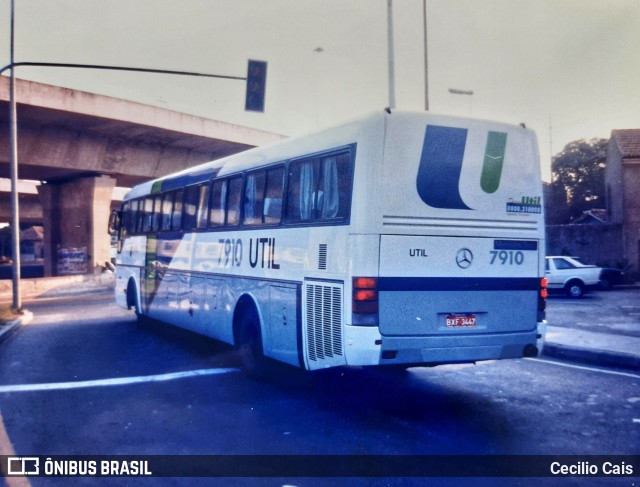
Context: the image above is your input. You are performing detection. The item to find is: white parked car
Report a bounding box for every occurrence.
[544,256,602,298]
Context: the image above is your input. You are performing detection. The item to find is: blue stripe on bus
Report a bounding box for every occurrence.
[378,277,540,292]
[493,240,538,251]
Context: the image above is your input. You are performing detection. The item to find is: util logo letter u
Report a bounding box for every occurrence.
[416,125,507,210]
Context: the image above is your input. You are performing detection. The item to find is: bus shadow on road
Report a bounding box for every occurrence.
[130,317,512,453]
[256,362,511,453]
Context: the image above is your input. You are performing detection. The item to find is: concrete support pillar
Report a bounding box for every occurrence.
[37,175,116,276]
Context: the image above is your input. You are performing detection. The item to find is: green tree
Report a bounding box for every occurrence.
[547,138,607,223]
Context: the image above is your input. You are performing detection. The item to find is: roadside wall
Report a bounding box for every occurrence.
[0,272,115,302]
[546,223,624,266]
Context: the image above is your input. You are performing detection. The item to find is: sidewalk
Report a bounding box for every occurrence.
[0,273,115,343]
[1,276,639,372]
[0,272,115,304]
[543,326,640,371]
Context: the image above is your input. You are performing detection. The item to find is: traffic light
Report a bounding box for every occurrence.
[245,60,267,112]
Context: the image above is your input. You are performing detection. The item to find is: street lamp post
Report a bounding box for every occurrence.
[387,0,396,109]
[423,0,429,111]
[448,88,474,115]
[9,0,21,311]
[448,88,474,95]
[312,47,324,128]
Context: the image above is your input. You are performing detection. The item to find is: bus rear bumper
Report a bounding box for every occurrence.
[377,330,540,366]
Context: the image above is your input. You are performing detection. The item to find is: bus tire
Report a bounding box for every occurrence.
[237,307,268,379]
[126,279,144,321]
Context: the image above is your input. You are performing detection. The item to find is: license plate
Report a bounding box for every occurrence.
[446,314,477,328]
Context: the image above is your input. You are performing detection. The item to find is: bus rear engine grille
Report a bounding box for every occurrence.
[306,283,343,362]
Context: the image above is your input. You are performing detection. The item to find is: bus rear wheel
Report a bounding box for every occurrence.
[238,309,268,379]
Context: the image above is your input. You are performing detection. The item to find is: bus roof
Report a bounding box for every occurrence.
[122,110,535,201]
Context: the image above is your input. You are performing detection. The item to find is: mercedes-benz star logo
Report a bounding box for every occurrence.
[456,248,473,269]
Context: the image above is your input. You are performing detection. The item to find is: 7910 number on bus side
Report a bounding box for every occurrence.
[489,250,524,265]
[216,237,280,270]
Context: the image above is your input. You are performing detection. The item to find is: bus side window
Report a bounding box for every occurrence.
[244,171,266,226]
[136,199,146,234]
[129,200,139,234]
[196,184,210,229]
[151,195,162,232]
[182,185,199,230]
[120,202,130,240]
[161,193,173,231]
[286,159,319,222]
[209,179,227,227]
[264,166,284,224]
[171,190,184,231]
[226,176,243,226]
[142,197,155,233]
[318,152,351,220]
[286,152,351,224]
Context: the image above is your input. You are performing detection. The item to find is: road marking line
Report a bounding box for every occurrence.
[0,368,241,393]
[526,358,640,379]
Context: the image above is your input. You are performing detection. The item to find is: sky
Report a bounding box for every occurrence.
[1,0,639,182]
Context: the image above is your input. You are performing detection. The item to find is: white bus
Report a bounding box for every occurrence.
[112,110,547,375]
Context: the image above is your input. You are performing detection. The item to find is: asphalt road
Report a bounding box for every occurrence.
[546,288,640,338]
[0,290,638,486]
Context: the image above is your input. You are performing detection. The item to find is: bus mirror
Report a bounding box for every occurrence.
[108,210,120,235]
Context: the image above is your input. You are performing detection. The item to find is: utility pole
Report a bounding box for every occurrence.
[9,0,21,310]
[387,0,396,109]
[423,0,429,111]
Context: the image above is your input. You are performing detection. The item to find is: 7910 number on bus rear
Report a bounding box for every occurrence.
[489,250,524,266]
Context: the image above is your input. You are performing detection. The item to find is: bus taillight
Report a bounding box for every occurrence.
[353,277,377,289]
[540,277,548,300]
[352,277,379,326]
[538,277,548,320]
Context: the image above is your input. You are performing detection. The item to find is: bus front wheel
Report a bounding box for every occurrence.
[126,280,144,322]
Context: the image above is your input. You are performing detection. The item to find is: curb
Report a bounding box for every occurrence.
[543,342,640,371]
[0,310,32,344]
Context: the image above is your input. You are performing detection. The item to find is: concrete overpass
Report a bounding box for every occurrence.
[0,77,284,276]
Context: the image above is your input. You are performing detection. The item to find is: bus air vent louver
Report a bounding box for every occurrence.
[305,282,344,368]
[318,244,328,270]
